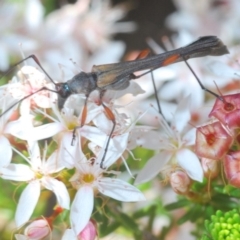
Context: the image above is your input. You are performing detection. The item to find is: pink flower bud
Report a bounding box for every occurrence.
[24,219,50,239]
[170,171,191,194]
[209,93,240,129]
[78,220,97,240]
[201,158,219,179]
[224,151,240,187]
[195,121,233,160]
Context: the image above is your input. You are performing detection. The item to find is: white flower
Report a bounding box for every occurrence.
[6,66,53,115]
[135,96,203,184]
[62,229,77,240]
[0,141,70,227]
[69,144,145,235]
[0,100,16,167]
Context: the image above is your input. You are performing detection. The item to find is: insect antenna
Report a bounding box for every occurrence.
[3,55,57,86]
[0,55,59,117]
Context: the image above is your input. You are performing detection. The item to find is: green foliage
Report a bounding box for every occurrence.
[201,209,240,240]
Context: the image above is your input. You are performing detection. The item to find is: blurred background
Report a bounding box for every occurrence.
[1,0,240,239]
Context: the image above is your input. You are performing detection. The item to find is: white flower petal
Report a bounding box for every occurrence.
[15,180,41,227]
[4,114,33,139]
[19,99,31,116]
[128,128,160,150]
[34,95,51,108]
[14,234,27,240]
[28,141,41,169]
[172,96,191,132]
[177,148,203,182]
[25,0,44,29]
[5,121,64,141]
[85,104,102,124]
[103,133,129,168]
[0,44,9,71]
[160,80,182,101]
[88,41,125,66]
[43,150,64,174]
[80,125,107,145]
[208,60,240,79]
[0,164,34,181]
[183,128,196,146]
[70,186,94,235]
[28,122,64,140]
[62,229,77,240]
[58,132,82,169]
[135,151,172,185]
[98,178,145,202]
[94,133,129,169]
[42,177,70,209]
[110,81,145,99]
[92,111,113,134]
[0,135,12,167]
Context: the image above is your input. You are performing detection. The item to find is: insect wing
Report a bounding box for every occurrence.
[92,62,134,88]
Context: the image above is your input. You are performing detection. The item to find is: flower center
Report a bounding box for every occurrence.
[82,174,95,184]
[35,172,43,179]
[67,122,77,130]
[224,102,235,112]
[206,133,216,146]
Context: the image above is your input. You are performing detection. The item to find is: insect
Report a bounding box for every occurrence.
[0,36,229,168]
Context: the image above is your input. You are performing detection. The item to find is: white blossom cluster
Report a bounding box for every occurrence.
[0,0,240,239]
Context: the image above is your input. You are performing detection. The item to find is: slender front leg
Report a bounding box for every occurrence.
[71,95,89,145]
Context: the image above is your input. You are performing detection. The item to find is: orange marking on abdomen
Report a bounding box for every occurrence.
[162,54,180,66]
[136,49,150,60]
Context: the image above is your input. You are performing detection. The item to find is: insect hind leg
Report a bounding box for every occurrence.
[71,91,116,169]
[99,102,116,169]
[182,57,223,101]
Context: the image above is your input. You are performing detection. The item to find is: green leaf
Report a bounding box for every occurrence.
[165,199,190,210]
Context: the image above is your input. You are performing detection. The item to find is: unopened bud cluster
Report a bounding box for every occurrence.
[201,209,240,240]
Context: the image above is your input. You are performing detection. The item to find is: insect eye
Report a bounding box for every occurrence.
[63,83,70,92]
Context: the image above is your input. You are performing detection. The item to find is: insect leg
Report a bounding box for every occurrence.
[2,55,56,85]
[0,55,59,117]
[71,95,89,145]
[0,87,59,118]
[150,70,163,115]
[99,105,116,169]
[182,57,223,101]
[99,91,116,169]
